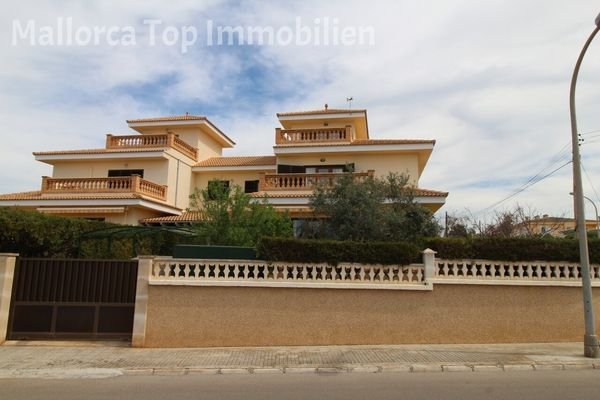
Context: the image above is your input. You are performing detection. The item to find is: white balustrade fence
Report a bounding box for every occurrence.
[150,258,428,290]
[145,252,600,291]
[434,259,600,286]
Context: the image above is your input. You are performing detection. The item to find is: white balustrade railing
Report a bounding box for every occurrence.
[434,259,600,285]
[150,258,428,290]
[146,254,600,290]
[275,127,351,145]
[41,175,167,201]
[106,133,198,160]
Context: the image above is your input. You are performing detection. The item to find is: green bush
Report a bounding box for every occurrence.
[4,207,600,264]
[258,236,600,266]
[422,237,600,263]
[256,237,421,266]
[0,208,105,257]
[420,237,471,259]
[0,208,195,259]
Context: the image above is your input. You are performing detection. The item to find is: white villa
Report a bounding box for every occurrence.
[0,107,447,225]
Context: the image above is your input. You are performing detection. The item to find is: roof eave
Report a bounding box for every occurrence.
[127,119,235,147]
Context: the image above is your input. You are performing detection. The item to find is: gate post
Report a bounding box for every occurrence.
[132,256,154,347]
[422,248,436,286]
[0,253,18,343]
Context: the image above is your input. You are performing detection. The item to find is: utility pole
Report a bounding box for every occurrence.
[569,12,600,358]
[445,211,449,237]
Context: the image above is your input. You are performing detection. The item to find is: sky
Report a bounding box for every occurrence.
[1,0,599,222]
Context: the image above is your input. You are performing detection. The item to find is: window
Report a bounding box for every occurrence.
[207,180,230,200]
[277,164,306,174]
[305,164,354,173]
[108,169,144,178]
[279,164,354,174]
[244,180,259,193]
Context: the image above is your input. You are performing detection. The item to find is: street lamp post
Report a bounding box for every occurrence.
[569,13,600,358]
[570,192,600,239]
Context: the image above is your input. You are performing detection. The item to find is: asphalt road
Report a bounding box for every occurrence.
[3,370,600,400]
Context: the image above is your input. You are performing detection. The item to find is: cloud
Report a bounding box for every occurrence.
[1,0,600,220]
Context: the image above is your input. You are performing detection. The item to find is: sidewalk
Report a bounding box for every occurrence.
[1,341,599,379]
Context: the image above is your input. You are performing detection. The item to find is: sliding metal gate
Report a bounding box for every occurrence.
[7,258,138,340]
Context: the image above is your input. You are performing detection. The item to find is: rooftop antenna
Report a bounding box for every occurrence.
[346,97,354,109]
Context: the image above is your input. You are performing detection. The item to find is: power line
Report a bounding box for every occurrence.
[582,138,600,146]
[475,159,572,216]
[501,142,570,195]
[582,161,600,205]
[471,133,596,217]
[480,142,570,206]
[472,150,570,217]
[580,129,600,136]
[580,134,600,144]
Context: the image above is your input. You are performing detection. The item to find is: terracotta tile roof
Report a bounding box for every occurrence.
[275,139,435,148]
[0,191,184,204]
[250,192,311,198]
[126,115,207,123]
[351,139,435,145]
[0,191,45,200]
[0,191,145,201]
[33,148,168,156]
[250,188,448,198]
[140,212,202,223]
[413,188,449,197]
[38,207,126,214]
[277,108,366,117]
[126,115,236,146]
[195,156,276,167]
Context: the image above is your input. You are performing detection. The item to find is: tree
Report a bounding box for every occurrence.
[445,214,472,237]
[188,180,293,246]
[444,205,565,238]
[305,172,440,241]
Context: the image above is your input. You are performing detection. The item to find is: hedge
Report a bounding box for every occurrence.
[257,236,600,265]
[256,237,421,265]
[4,207,600,264]
[0,208,193,258]
[422,237,600,263]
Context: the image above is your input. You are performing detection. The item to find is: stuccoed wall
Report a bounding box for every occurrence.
[143,284,594,347]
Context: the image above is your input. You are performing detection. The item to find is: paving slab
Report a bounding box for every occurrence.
[411,364,443,373]
[187,368,220,375]
[153,368,187,376]
[533,364,564,371]
[503,364,535,371]
[442,365,473,372]
[0,341,596,379]
[381,365,412,373]
[220,368,251,375]
[473,365,503,372]
[350,366,380,373]
[285,367,317,374]
[563,363,595,370]
[251,368,284,374]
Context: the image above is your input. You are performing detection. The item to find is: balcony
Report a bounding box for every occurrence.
[260,171,374,191]
[275,127,353,145]
[106,132,198,160]
[41,176,167,201]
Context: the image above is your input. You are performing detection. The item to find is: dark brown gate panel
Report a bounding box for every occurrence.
[7,258,138,340]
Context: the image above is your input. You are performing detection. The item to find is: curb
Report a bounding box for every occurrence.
[2,362,599,379]
[120,362,600,377]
